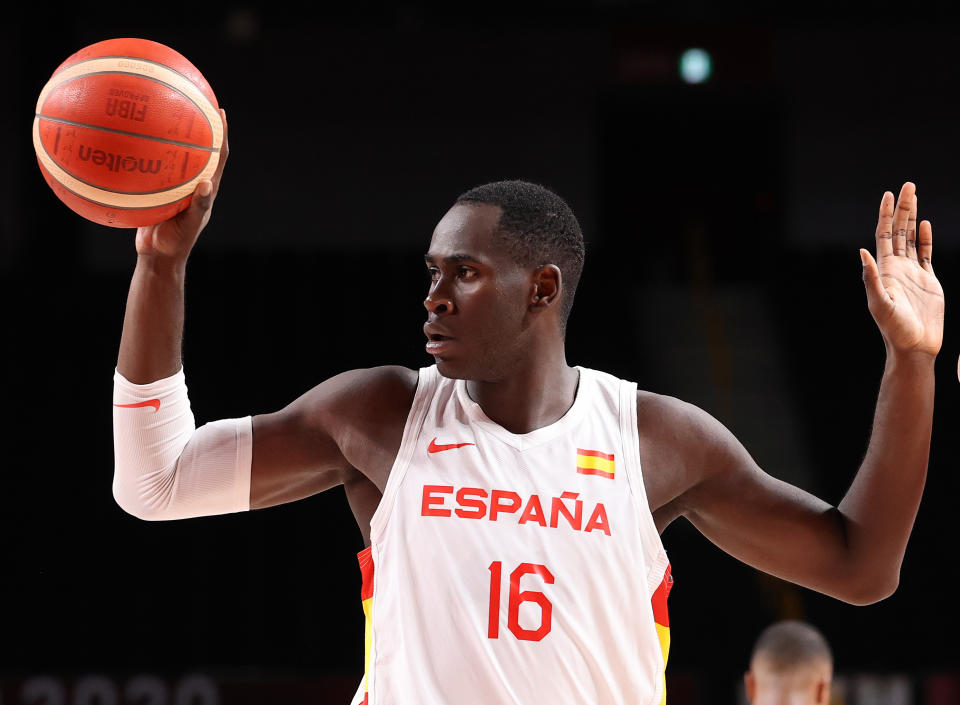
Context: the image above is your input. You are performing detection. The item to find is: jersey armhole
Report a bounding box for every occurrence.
[369,366,437,542]
[618,380,670,598]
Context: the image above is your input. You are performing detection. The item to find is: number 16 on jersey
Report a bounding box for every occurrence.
[488,561,555,642]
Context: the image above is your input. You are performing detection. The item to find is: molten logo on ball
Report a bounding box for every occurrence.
[77,145,162,173]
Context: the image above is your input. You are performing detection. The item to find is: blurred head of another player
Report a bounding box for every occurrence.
[745,621,833,705]
[423,180,585,380]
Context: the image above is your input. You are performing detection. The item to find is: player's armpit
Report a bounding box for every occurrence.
[250,365,418,510]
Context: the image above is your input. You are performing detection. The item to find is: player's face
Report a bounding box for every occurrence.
[423,203,535,380]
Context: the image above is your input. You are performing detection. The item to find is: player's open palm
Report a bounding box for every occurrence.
[135,108,229,259]
[861,182,943,358]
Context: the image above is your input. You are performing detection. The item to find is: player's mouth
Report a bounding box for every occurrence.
[425,333,456,356]
[424,324,456,356]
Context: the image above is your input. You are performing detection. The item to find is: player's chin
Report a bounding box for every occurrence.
[433,357,470,380]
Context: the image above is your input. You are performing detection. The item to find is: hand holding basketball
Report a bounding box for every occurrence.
[135,109,229,259]
[860,182,944,359]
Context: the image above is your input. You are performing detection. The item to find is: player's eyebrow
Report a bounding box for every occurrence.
[424,253,480,264]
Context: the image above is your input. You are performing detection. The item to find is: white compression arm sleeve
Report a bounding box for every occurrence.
[112,367,252,520]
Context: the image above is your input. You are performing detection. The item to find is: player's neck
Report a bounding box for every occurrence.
[465,354,579,435]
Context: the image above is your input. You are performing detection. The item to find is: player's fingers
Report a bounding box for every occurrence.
[169,180,215,245]
[905,192,919,262]
[875,191,895,261]
[891,182,915,256]
[191,180,215,214]
[918,219,934,273]
[860,248,890,312]
[212,108,229,197]
[134,224,152,252]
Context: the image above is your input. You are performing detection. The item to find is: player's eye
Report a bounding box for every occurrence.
[426,267,440,282]
[458,266,478,280]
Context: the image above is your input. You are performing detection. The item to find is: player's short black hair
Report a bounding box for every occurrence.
[750,621,833,672]
[456,180,585,328]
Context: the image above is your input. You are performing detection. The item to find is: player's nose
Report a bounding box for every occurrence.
[424,292,455,315]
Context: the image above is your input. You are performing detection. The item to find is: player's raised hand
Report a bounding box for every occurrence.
[134,108,230,259]
[860,182,943,358]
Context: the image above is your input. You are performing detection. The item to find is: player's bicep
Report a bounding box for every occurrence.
[249,365,416,510]
[250,403,351,509]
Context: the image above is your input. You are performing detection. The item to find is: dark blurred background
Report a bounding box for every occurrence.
[4,2,960,704]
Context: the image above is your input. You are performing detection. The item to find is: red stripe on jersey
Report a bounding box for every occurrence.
[359,546,375,602]
[577,465,615,478]
[651,564,673,627]
[576,448,615,461]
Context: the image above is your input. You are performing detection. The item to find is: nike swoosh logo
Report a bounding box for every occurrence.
[428,437,475,453]
[113,399,161,412]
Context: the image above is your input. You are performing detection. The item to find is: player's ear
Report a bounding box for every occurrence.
[530,264,562,311]
[744,671,755,704]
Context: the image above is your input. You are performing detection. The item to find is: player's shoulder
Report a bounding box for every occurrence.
[581,368,726,442]
[634,389,746,512]
[635,388,740,461]
[306,365,419,415]
[328,364,420,390]
[638,385,752,466]
[636,388,718,434]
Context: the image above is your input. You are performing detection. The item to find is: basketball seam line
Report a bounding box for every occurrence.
[39,66,218,151]
[38,169,192,211]
[43,69,212,118]
[35,114,220,153]
[56,54,198,85]
[37,127,212,197]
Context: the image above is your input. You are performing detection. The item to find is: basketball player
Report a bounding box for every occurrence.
[112,112,941,704]
[745,621,833,705]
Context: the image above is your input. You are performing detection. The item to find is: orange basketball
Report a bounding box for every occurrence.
[32,38,222,228]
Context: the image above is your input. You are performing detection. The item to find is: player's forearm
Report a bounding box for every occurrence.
[837,350,935,601]
[117,254,187,383]
[113,252,253,521]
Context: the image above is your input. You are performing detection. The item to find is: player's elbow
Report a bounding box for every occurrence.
[837,570,899,606]
[113,494,158,521]
[113,489,160,521]
[112,472,172,521]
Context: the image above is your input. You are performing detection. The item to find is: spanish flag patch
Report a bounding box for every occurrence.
[576,448,615,479]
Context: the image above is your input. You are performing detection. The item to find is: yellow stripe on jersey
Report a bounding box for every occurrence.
[656,622,671,662]
[656,623,671,705]
[363,596,374,697]
[651,564,673,705]
[358,547,375,705]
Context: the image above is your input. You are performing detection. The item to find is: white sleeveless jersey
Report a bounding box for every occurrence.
[351,366,673,705]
